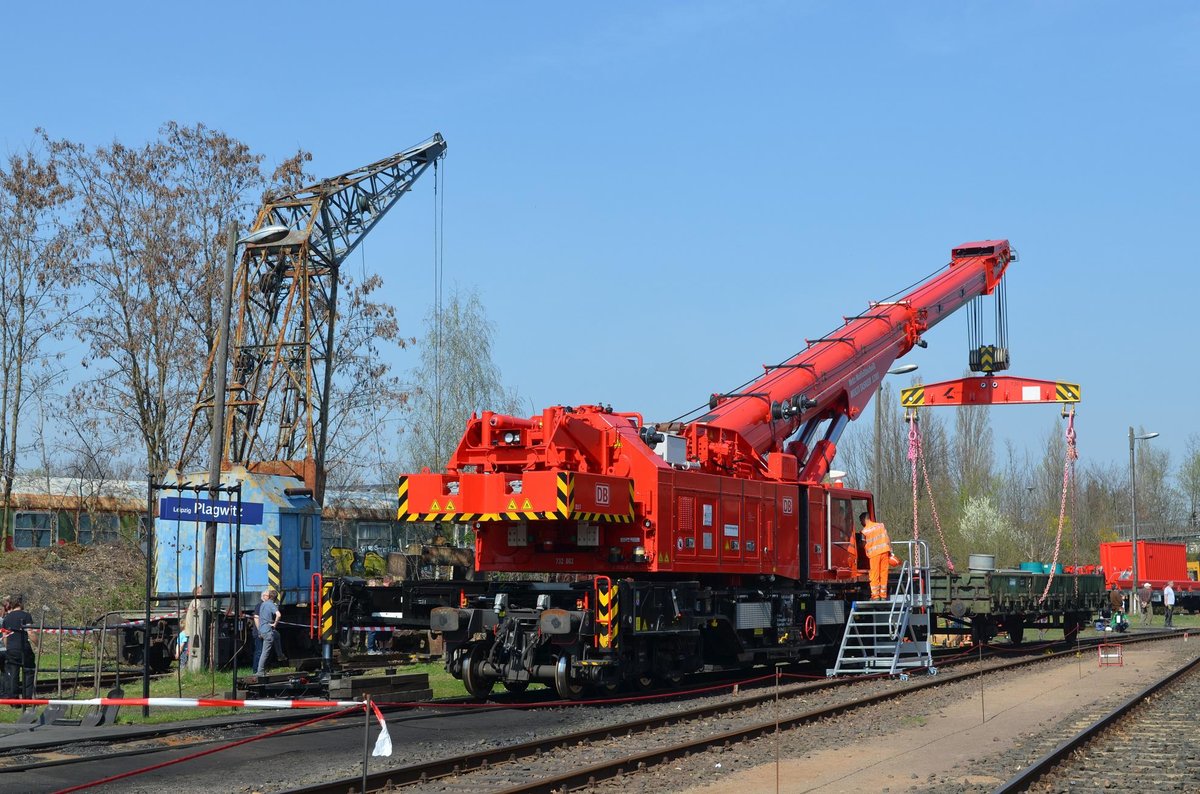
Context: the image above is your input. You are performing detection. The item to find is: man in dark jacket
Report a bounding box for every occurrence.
[3,595,36,702]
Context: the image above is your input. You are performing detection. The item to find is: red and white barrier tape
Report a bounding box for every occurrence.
[0,696,362,709]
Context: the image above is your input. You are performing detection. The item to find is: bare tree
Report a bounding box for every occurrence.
[1075,460,1127,551]
[0,145,75,547]
[951,401,994,503]
[1180,433,1200,530]
[404,288,523,473]
[44,124,264,476]
[1135,437,1179,538]
[321,271,415,488]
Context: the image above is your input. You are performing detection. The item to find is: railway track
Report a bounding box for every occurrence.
[996,647,1200,792]
[32,670,158,697]
[279,632,1176,794]
[2,631,1174,792]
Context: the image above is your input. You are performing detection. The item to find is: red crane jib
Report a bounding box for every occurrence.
[398,240,1013,580]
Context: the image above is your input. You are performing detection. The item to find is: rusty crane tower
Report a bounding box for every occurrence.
[182,134,447,503]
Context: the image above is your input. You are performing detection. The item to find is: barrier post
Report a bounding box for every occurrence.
[143,474,154,718]
[362,696,371,792]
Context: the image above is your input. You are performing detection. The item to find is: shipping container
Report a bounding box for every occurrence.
[1099,541,1190,589]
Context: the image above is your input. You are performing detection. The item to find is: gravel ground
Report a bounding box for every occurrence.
[16,639,1190,793]
[1029,649,1200,792]
[583,637,1200,794]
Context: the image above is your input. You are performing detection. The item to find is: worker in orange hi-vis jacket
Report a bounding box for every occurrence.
[858,512,893,600]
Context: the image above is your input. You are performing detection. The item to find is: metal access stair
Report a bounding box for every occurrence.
[827,540,936,676]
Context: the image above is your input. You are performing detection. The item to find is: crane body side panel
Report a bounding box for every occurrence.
[400,460,869,584]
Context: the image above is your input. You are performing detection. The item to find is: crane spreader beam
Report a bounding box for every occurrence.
[900,376,1080,407]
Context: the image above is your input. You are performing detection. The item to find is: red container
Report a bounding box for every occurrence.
[1099,541,1191,590]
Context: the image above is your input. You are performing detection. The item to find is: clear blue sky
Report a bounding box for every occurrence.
[2,2,1196,475]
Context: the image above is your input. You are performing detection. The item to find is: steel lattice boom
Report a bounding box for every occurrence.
[184,134,446,501]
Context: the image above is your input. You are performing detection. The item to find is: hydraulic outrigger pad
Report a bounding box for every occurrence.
[900,376,1080,408]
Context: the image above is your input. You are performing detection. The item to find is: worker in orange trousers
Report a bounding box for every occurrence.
[858,512,893,600]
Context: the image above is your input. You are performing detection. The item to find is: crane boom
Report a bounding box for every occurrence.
[691,239,1013,481]
[182,134,447,501]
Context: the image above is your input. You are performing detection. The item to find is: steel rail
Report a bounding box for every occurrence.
[280,631,1178,794]
[993,649,1200,793]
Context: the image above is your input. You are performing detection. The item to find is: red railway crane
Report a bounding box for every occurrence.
[401,240,1014,581]
[400,238,1070,697]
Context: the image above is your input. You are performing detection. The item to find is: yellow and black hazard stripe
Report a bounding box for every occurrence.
[267,535,281,596]
[1055,382,1081,403]
[556,473,573,516]
[900,385,924,407]
[597,581,619,650]
[320,581,334,643]
[398,474,636,523]
[976,345,997,372]
[398,474,567,522]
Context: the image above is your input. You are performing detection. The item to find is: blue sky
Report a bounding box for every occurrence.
[2,2,1197,475]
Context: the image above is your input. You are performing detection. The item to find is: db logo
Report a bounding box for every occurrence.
[782,497,794,515]
[595,483,611,505]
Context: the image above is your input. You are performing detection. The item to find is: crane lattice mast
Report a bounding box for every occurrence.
[182,134,446,501]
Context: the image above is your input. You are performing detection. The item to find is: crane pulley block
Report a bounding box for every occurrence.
[900,376,1080,408]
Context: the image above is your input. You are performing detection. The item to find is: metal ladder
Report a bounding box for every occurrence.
[827,541,936,676]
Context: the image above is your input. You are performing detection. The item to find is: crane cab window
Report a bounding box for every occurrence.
[827,494,872,573]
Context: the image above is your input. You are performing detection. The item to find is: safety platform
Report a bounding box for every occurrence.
[828,541,935,676]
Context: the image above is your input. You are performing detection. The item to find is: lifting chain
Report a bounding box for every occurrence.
[1039,409,1078,605]
[908,413,955,574]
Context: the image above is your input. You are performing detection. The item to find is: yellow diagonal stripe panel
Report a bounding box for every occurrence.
[320,581,334,642]
[267,535,282,596]
[900,385,924,407]
[556,473,573,518]
[1055,382,1081,403]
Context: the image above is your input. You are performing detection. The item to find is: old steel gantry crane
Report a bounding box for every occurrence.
[182,134,447,503]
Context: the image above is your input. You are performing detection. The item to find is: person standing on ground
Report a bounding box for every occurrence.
[858,512,893,601]
[1139,583,1153,625]
[0,596,10,697]
[254,589,280,677]
[1163,581,1176,628]
[181,585,202,667]
[2,595,36,703]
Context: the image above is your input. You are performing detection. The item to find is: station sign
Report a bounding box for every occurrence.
[159,496,264,525]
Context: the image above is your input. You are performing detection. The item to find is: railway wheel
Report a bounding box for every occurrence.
[1007,620,1025,646]
[502,681,529,694]
[554,655,584,700]
[462,643,495,699]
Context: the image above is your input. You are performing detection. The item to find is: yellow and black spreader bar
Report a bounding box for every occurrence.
[900,376,1081,407]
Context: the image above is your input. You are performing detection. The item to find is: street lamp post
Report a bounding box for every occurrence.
[197,222,291,671]
[874,364,919,511]
[1128,426,1159,615]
